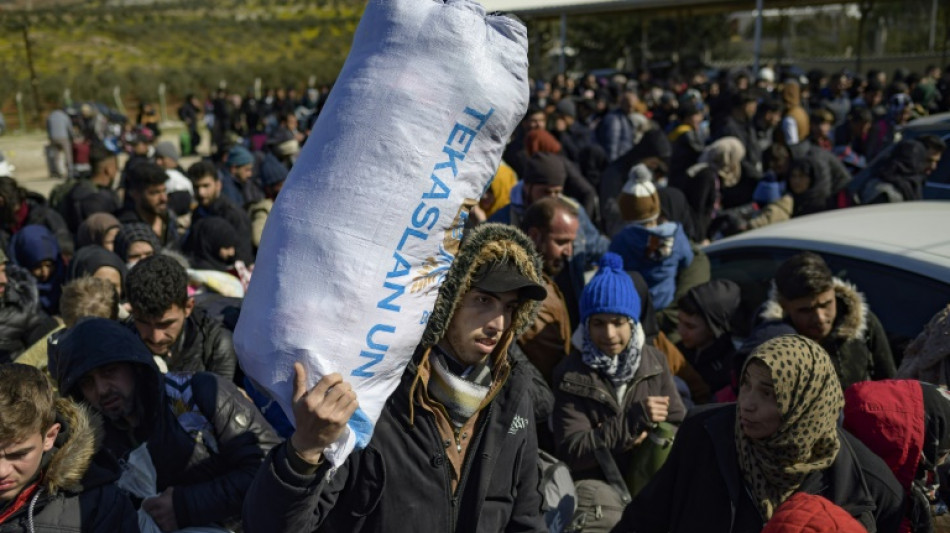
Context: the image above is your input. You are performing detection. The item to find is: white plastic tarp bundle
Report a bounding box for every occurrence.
[234,0,529,466]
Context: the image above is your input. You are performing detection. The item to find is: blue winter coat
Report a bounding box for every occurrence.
[609,221,693,310]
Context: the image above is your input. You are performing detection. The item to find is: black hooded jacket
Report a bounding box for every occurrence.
[677,279,741,393]
[0,265,59,363]
[51,318,280,529]
[788,158,832,218]
[879,139,929,201]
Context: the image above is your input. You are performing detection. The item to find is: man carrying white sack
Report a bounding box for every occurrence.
[243,223,549,532]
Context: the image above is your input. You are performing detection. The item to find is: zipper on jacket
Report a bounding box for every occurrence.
[419,407,459,533]
[451,401,492,531]
[453,427,463,454]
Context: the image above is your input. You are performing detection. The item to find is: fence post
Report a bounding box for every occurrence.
[16,92,26,132]
[113,86,126,117]
[255,77,262,100]
[63,88,72,108]
[158,83,168,123]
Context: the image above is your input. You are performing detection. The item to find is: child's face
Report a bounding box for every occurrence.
[788,169,811,195]
[677,311,715,350]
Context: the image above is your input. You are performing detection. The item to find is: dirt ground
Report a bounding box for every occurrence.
[0,123,207,198]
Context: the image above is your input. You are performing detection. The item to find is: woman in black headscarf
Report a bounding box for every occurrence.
[114,222,162,267]
[183,217,239,272]
[68,244,127,298]
[787,158,831,217]
[879,139,930,202]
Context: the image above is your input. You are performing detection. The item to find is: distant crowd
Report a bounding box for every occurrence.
[0,62,948,532]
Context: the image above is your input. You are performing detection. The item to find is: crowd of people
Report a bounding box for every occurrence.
[0,61,949,532]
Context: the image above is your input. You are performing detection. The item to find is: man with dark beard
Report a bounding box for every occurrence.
[518,196,578,385]
[50,317,279,531]
[117,161,179,249]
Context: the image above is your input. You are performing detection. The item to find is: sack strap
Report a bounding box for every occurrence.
[592,430,632,504]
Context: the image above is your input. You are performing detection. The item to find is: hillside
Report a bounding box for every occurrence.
[0,1,366,127]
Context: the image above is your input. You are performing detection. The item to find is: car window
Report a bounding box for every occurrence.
[707,248,790,337]
[708,247,950,360]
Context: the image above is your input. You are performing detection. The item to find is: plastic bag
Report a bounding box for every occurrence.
[116,444,232,533]
[233,0,529,467]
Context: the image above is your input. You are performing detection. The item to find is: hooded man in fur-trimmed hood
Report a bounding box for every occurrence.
[754,252,895,389]
[243,223,550,533]
[0,364,139,532]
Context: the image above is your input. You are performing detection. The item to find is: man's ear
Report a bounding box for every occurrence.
[526,226,543,248]
[184,297,195,318]
[42,423,61,452]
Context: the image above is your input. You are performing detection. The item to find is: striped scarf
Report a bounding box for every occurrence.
[580,319,645,386]
[428,347,493,428]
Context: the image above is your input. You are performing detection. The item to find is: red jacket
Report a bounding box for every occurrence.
[762,492,867,533]
[843,379,925,533]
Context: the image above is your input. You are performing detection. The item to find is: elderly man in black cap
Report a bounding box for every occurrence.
[243,223,550,533]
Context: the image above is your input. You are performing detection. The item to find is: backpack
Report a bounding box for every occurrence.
[538,448,576,533]
[164,372,219,453]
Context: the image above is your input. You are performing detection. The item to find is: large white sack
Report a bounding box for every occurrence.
[234,0,529,466]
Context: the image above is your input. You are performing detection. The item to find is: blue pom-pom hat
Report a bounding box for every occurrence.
[579,252,642,323]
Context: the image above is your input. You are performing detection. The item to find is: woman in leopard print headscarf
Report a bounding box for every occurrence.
[735,334,844,520]
[612,333,905,533]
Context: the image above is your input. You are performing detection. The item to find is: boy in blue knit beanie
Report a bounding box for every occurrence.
[553,252,686,531]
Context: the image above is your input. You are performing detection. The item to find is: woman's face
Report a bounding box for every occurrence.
[93,266,123,298]
[102,227,120,252]
[738,360,782,440]
[30,260,55,283]
[588,313,632,356]
[218,246,236,263]
[788,169,811,195]
[126,241,155,267]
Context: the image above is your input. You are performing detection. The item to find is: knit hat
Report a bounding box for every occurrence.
[154,141,179,163]
[555,98,576,118]
[260,154,290,188]
[754,178,785,205]
[618,169,660,224]
[523,152,567,187]
[524,130,563,157]
[580,252,641,323]
[227,146,254,168]
[678,100,702,118]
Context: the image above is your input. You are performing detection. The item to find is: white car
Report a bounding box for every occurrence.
[704,202,950,355]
